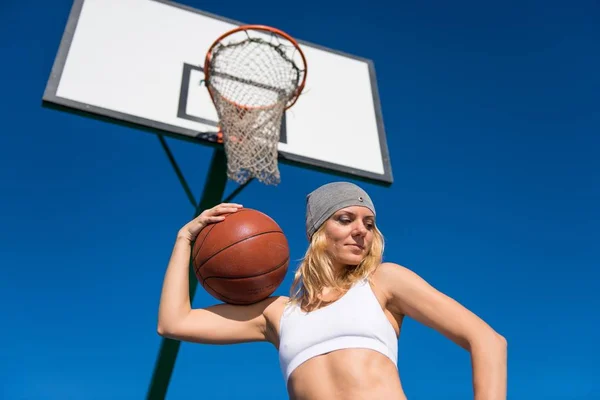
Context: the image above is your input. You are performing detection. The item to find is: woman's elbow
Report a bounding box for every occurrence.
[157,323,181,339]
[488,328,507,349]
[496,333,507,348]
[157,323,167,337]
[487,331,508,356]
[157,309,187,338]
[469,328,507,352]
[157,319,179,338]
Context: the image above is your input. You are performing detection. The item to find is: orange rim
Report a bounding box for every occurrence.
[203,24,308,111]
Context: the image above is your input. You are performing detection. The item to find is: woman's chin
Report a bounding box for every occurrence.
[340,255,366,267]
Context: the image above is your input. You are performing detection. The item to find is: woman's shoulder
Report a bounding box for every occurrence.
[371,262,417,298]
[262,295,290,319]
[372,262,409,282]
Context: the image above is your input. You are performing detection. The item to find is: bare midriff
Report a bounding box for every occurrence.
[286,348,406,400]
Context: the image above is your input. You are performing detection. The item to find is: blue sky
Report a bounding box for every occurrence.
[1,0,599,399]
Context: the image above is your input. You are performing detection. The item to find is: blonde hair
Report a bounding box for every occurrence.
[288,222,385,312]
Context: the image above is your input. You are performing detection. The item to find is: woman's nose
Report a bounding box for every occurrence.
[352,223,368,236]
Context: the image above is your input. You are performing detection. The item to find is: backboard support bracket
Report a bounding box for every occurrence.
[146,141,252,399]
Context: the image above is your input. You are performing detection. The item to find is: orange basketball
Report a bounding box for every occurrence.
[192,208,289,305]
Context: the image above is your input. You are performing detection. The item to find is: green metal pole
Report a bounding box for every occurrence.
[146,144,230,400]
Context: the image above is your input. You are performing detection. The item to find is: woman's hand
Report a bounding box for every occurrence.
[177,203,243,242]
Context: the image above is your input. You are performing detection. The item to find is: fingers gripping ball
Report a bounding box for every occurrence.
[192,208,289,305]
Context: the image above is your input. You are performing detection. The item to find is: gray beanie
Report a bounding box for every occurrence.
[305,181,376,239]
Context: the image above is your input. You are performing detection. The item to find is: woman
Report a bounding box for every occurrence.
[158,182,507,399]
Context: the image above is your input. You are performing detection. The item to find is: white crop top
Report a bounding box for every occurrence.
[278,278,398,385]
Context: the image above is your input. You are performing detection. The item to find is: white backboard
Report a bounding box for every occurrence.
[43,0,393,184]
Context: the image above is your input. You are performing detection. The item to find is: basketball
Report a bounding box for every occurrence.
[192,208,289,305]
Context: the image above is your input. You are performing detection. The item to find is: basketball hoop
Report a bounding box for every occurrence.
[204,25,307,185]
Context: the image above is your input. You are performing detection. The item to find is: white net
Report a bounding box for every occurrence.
[206,30,306,185]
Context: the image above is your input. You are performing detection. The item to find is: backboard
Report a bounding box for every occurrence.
[43,0,393,185]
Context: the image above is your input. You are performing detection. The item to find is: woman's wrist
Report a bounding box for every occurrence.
[176,229,194,243]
